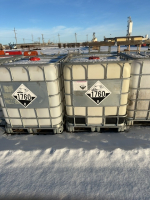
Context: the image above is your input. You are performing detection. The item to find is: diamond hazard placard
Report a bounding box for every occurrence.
[12,84,37,108]
[85,81,111,105]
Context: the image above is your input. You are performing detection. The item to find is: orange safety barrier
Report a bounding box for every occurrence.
[24,51,38,56]
[0,50,5,56]
[5,51,22,55]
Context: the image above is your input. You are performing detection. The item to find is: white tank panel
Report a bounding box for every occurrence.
[74,107,86,115]
[66,107,73,116]
[50,105,63,118]
[20,109,37,126]
[0,68,11,81]
[88,107,103,116]
[88,117,102,124]
[10,67,29,81]
[88,65,104,79]
[29,67,44,81]
[49,94,61,107]
[7,109,22,126]
[138,90,150,99]
[44,65,59,81]
[136,111,147,119]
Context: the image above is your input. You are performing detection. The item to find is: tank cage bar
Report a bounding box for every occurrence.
[0,54,67,65]
[120,53,150,60]
[0,100,64,128]
[65,114,127,127]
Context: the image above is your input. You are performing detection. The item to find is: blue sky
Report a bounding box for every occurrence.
[0,0,150,44]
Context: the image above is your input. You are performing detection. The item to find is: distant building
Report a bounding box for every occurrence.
[91,32,97,42]
[0,43,3,50]
[104,36,144,43]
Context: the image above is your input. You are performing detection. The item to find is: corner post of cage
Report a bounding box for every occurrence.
[134,61,144,120]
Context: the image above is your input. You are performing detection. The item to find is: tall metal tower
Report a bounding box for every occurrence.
[93,32,96,40]
[58,34,60,43]
[38,37,41,44]
[86,34,88,42]
[13,28,17,44]
[41,34,44,44]
[31,34,34,43]
[75,33,77,43]
[126,16,133,36]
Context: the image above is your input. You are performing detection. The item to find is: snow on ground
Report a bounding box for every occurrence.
[1,46,150,200]
[1,127,150,200]
[37,45,149,55]
[6,58,60,65]
[69,55,122,62]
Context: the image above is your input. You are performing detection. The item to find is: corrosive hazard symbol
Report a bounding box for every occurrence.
[85,81,111,105]
[73,81,87,91]
[12,84,37,108]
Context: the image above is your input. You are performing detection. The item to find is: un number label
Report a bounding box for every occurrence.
[12,84,37,108]
[91,91,106,98]
[17,93,32,101]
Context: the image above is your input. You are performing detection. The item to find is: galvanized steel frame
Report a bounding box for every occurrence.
[120,53,150,122]
[63,55,131,129]
[0,55,66,131]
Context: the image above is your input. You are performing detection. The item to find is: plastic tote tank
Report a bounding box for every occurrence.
[120,52,150,124]
[63,54,131,132]
[0,55,65,133]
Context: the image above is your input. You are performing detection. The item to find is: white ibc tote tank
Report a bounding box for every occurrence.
[126,53,150,123]
[0,55,65,133]
[63,54,131,132]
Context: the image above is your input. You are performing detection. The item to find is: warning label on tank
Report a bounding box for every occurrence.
[85,81,111,105]
[73,81,88,91]
[12,84,37,108]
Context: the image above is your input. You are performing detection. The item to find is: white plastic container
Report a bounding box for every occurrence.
[0,55,65,133]
[63,54,131,132]
[127,58,150,122]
